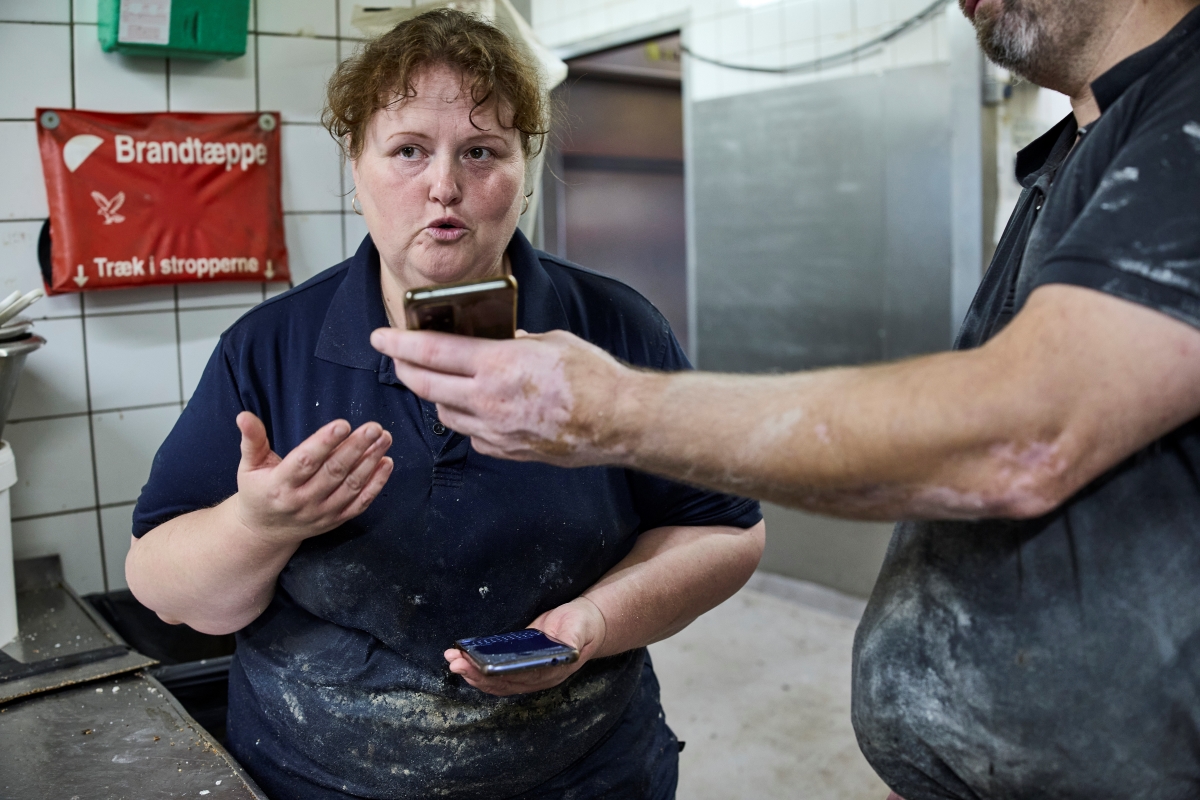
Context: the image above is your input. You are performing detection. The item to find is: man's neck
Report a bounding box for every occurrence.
[1069,0,1200,126]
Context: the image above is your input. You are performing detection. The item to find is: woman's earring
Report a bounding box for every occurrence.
[521,191,532,215]
[352,193,364,216]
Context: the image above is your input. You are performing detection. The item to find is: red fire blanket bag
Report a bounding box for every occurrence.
[36,108,289,294]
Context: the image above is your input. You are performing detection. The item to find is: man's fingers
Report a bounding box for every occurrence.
[276,419,352,486]
[392,361,482,409]
[237,411,276,470]
[371,328,488,376]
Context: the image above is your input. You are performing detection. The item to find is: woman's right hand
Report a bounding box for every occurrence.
[233,411,394,547]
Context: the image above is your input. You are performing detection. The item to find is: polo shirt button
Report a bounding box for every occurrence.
[432,422,447,436]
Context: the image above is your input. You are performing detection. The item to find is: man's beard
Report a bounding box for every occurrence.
[969,0,1088,88]
[974,0,1050,79]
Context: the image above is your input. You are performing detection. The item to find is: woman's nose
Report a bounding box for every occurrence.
[428,156,462,206]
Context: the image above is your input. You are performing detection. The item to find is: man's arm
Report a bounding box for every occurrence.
[372,284,1200,520]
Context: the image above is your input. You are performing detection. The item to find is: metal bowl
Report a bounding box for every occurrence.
[0,335,44,439]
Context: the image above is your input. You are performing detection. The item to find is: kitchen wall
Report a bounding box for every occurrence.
[0,0,961,600]
[533,0,953,98]
[534,0,960,597]
[0,0,369,594]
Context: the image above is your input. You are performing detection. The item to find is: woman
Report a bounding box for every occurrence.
[127,10,764,800]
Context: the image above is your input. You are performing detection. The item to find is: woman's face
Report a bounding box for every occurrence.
[352,63,526,294]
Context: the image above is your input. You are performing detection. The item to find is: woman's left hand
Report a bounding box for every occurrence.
[444,597,608,697]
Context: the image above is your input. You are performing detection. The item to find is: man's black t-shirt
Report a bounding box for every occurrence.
[852,8,1200,799]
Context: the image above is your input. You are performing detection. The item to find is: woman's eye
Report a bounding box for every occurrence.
[466,147,491,161]
[398,146,419,159]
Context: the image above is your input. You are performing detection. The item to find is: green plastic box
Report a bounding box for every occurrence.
[98,0,250,60]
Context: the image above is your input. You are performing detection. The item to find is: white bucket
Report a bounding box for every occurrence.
[0,441,20,647]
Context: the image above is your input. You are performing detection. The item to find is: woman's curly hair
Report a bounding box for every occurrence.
[323,8,549,161]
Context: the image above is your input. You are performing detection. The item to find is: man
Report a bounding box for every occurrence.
[371,0,1200,796]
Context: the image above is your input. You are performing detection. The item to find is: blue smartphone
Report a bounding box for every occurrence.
[454,629,580,675]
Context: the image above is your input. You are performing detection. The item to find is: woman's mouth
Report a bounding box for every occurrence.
[425,217,468,242]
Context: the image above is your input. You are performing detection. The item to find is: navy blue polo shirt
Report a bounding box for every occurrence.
[133,230,761,799]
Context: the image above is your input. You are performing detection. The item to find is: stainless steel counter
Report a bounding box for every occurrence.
[0,557,265,799]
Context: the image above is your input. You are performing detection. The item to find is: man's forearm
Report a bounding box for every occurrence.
[377,284,1200,523]
[126,497,298,635]
[582,521,766,659]
[610,354,1052,521]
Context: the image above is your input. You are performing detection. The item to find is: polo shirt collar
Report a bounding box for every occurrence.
[1015,114,1077,189]
[314,228,566,372]
[1090,3,1200,112]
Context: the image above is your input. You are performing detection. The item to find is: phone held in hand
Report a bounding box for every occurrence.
[403,275,517,339]
[454,628,580,675]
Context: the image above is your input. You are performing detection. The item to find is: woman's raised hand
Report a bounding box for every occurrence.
[233,411,394,547]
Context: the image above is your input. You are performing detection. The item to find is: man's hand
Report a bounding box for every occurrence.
[444,597,607,697]
[370,328,635,468]
[234,411,394,546]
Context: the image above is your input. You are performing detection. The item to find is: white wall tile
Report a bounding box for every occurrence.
[342,211,368,260]
[688,15,721,58]
[92,404,179,504]
[168,37,258,112]
[84,311,181,410]
[0,122,49,220]
[817,0,854,39]
[177,281,263,308]
[338,1,371,40]
[9,316,89,421]
[257,0,337,37]
[0,23,72,118]
[889,17,936,68]
[0,0,70,23]
[748,6,784,57]
[256,34,337,122]
[284,212,342,285]
[265,280,290,298]
[178,305,247,401]
[73,0,97,24]
[784,0,818,43]
[74,24,168,112]
[716,10,749,57]
[12,509,105,595]
[856,0,892,31]
[0,221,82,319]
[281,123,343,212]
[7,414,95,517]
[99,502,134,590]
[82,285,174,314]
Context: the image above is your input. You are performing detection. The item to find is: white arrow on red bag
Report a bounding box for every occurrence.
[264,260,275,280]
[73,265,88,287]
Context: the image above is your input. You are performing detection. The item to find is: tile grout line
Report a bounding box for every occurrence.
[79,295,109,593]
[336,0,348,261]
[9,400,184,426]
[68,7,108,592]
[68,1,76,110]
[14,500,138,525]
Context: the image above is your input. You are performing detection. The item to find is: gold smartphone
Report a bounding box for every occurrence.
[402,275,518,339]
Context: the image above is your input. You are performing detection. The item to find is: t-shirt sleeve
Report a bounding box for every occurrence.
[625,323,763,532]
[131,336,247,537]
[1031,94,1200,328]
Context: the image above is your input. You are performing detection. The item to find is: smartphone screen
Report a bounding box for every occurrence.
[403,276,517,339]
[455,629,580,675]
